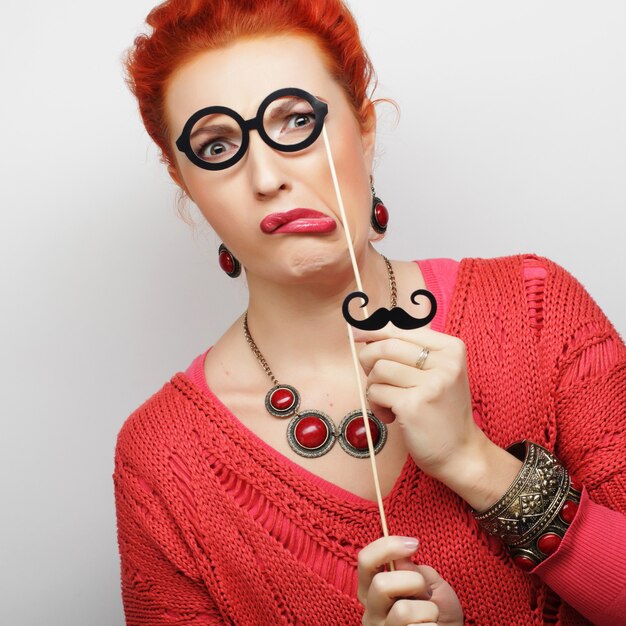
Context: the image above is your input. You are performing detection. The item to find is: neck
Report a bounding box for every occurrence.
[244,246,391,371]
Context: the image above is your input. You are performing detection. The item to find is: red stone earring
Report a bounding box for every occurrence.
[218,244,241,277]
[370,177,389,235]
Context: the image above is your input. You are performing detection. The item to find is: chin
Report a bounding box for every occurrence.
[281,244,351,279]
[264,237,366,283]
[289,253,337,277]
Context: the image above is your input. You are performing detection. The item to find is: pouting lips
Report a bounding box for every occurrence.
[260,208,336,233]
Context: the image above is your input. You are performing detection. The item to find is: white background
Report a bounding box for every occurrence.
[1,1,624,624]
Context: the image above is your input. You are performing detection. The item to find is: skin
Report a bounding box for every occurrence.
[164,34,522,625]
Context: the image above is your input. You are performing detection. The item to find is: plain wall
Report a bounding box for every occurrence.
[1,1,624,624]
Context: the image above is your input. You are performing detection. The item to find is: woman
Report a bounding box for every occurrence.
[114,1,626,624]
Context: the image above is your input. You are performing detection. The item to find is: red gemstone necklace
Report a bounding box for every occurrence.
[243,256,397,458]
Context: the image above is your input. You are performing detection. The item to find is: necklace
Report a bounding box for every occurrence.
[243,256,397,459]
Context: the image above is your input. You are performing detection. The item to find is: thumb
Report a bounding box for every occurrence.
[393,556,421,572]
[392,557,434,601]
[414,565,464,625]
[414,565,446,592]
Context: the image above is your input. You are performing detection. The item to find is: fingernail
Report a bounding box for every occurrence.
[401,537,419,550]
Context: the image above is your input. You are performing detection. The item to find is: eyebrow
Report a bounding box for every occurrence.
[190,123,239,141]
[266,98,310,121]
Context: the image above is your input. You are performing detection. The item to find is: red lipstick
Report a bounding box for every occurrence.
[260,208,337,234]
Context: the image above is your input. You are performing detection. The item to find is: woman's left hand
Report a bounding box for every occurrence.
[355,326,483,484]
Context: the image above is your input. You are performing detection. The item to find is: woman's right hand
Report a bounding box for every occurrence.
[357,536,463,625]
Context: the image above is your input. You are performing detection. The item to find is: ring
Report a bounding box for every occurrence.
[414,347,429,370]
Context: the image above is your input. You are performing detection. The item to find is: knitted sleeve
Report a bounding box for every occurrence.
[114,442,224,625]
[526,256,626,623]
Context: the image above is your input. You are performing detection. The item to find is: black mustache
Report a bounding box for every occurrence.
[342,289,437,331]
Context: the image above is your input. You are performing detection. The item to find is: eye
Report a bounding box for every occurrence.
[286,112,316,130]
[197,138,237,161]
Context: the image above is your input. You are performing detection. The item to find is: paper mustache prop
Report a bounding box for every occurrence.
[342,289,437,331]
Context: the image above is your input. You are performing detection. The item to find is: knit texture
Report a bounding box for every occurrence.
[114,254,626,625]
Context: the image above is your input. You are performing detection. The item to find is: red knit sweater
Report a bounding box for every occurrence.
[114,254,626,625]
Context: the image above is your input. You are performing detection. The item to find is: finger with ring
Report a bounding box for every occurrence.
[414,347,429,370]
[359,338,437,373]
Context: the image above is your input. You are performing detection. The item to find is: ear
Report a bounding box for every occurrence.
[360,100,377,171]
[167,164,193,201]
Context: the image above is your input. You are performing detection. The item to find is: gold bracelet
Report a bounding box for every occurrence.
[472,440,582,571]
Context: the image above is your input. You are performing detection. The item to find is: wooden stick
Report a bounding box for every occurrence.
[322,126,394,571]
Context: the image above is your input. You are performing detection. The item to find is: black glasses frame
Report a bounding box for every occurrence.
[175,87,329,171]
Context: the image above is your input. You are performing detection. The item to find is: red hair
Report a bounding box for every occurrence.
[124,0,380,170]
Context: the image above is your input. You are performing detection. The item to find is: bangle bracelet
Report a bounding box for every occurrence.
[472,440,582,571]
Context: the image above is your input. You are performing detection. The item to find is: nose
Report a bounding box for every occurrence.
[245,130,291,200]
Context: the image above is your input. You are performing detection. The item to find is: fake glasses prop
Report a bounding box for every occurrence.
[175,87,328,170]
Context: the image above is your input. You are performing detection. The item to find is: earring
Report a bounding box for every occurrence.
[218,243,241,277]
[370,176,389,235]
